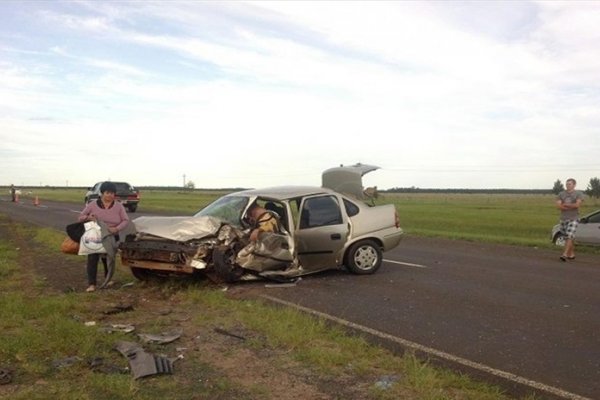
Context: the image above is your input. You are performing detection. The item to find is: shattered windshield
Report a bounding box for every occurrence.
[194,195,249,227]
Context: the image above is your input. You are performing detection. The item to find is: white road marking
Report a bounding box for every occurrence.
[261,295,593,400]
[384,259,428,268]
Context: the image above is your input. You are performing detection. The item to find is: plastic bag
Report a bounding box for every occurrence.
[60,237,80,255]
[78,221,107,255]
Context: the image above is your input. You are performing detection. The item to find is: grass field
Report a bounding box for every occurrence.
[13,187,600,250]
[0,217,533,399]
[385,192,599,248]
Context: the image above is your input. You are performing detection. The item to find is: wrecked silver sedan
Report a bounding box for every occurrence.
[120,164,403,283]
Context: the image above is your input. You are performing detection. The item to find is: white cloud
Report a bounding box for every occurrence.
[0,1,599,189]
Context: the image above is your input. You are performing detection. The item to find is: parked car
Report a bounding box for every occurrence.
[85,181,140,212]
[551,209,600,246]
[119,164,403,283]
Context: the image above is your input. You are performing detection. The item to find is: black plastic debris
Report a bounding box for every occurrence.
[103,304,134,315]
[0,367,12,385]
[114,341,176,379]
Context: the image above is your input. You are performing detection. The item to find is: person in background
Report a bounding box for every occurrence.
[556,178,584,262]
[78,182,129,292]
[10,184,16,202]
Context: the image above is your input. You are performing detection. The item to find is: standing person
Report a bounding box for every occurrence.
[10,184,16,202]
[556,178,584,261]
[78,182,129,292]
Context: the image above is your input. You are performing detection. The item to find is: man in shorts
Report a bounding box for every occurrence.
[556,178,584,261]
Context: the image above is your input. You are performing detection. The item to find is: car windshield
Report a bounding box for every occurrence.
[194,195,249,227]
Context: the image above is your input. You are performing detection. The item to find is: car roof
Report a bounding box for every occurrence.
[94,181,133,188]
[230,186,335,200]
[96,181,131,185]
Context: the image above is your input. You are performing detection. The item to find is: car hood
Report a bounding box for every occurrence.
[321,163,379,199]
[132,216,223,242]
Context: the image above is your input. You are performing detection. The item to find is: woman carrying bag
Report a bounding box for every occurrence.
[78,182,129,292]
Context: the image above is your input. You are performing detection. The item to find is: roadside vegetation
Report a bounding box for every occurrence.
[24,188,600,250]
[0,216,539,399]
[386,192,598,248]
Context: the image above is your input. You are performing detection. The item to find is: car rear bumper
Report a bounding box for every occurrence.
[381,228,404,251]
[119,199,139,205]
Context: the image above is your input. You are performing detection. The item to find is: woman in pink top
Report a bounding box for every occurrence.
[78,182,129,292]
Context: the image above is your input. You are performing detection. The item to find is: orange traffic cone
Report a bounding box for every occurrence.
[34,196,40,206]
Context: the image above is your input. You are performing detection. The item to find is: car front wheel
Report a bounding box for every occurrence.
[345,240,382,274]
[212,246,244,282]
[553,233,567,247]
[130,267,167,281]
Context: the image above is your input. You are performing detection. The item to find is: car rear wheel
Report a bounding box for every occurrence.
[553,233,567,247]
[345,240,382,274]
[127,204,137,212]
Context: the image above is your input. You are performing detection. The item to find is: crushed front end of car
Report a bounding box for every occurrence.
[119,215,299,283]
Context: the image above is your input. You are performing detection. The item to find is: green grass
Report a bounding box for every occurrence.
[380,193,600,248]
[0,217,539,399]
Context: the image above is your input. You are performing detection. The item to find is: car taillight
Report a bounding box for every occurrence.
[394,211,400,228]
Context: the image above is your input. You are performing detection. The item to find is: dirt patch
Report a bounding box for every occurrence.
[3,218,378,400]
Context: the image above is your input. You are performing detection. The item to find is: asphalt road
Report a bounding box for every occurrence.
[1,197,598,400]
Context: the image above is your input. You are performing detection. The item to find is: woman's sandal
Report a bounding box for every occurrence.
[559,255,567,262]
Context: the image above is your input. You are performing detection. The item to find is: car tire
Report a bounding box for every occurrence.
[130,267,166,281]
[345,240,382,274]
[553,233,567,247]
[213,246,244,283]
[130,267,150,281]
[128,204,137,213]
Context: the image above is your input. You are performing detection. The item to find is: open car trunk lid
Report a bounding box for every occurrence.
[321,163,379,200]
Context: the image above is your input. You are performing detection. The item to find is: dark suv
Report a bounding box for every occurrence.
[85,181,140,212]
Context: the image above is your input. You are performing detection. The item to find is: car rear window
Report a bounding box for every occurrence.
[113,183,134,192]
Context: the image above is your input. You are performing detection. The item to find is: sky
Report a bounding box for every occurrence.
[1,1,599,190]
